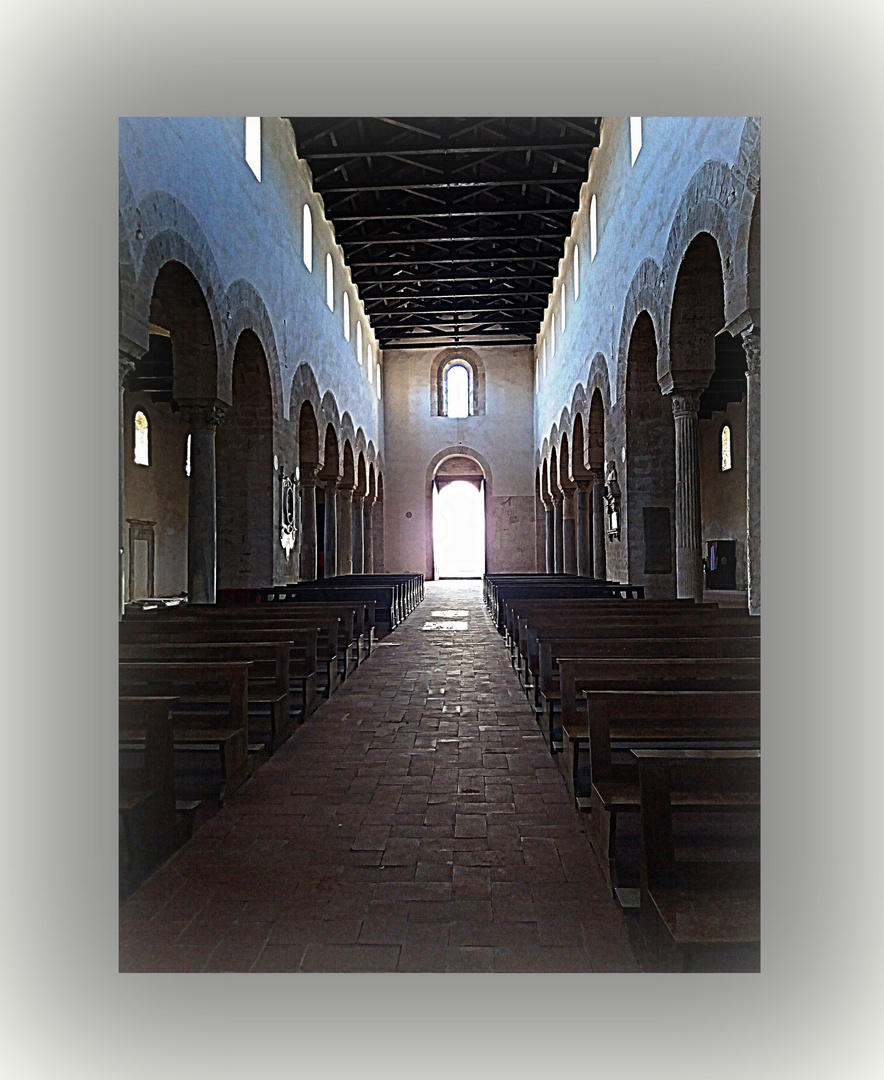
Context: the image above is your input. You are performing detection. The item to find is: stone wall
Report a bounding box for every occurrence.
[383,345,537,577]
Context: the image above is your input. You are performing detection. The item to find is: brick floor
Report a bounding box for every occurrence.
[119,581,642,973]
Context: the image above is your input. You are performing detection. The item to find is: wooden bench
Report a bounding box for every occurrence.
[119,696,178,878]
[634,749,761,972]
[120,641,293,753]
[555,658,760,804]
[121,617,324,708]
[580,689,760,896]
[118,661,254,802]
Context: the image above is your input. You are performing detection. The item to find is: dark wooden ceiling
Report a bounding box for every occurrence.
[287,117,601,351]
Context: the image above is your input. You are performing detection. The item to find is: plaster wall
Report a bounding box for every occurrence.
[122,394,189,596]
[699,398,749,589]
[383,346,537,577]
[120,117,385,592]
[533,116,747,451]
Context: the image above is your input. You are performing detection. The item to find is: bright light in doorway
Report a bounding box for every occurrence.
[433,480,485,578]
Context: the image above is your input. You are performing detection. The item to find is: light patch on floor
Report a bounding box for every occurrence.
[421,621,470,631]
[431,610,469,617]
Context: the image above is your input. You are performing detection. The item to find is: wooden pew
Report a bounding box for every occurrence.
[634,749,761,972]
[581,689,760,896]
[118,661,253,802]
[121,617,324,707]
[119,696,178,880]
[120,641,292,753]
[488,582,646,632]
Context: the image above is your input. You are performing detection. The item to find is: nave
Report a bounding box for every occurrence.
[119,581,641,973]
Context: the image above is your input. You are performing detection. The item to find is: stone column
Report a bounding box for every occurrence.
[743,327,761,615]
[575,477,593,577]
[337,484,354,577]
[670,389,704,600]
[182,402,226,604]
[298,471,318,581]
[363,493,377,573]
[352,492,365,574]
[591,471,606,580]
[542,497,555,573]
[119,355,136,617]
[323,482,338,578]
[553,494,564,574]
[562,485,577,575]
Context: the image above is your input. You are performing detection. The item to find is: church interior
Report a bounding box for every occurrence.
[117,115,762,975]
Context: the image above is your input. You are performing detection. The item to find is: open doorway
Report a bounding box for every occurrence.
[433,480,485,578]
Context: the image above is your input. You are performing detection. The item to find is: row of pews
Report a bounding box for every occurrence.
[118,574,424,896]
[484,573,761,973]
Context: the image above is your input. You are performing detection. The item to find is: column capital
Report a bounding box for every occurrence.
[363,492,378,509]
[119,356,136,387]
[337,482,355,499]
[741,325,761,377]
[574,473,595,493]
[181,402,228,429]
[668,389,703,419]
[551,492,563,506]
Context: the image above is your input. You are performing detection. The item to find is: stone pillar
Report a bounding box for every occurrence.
[182,402,226,604]
[363,494,377,573]
[323,482,338,578]
[337,485,354,576]
[298,471,318,581]
[119,354,136,617]
[562,485,577,575]
[352,493,365,574]
[575,477,593,578]
[670,389,704,600]
[542,497,555,573]
[553,494,564,574]
[591,472,606,580]
[743,327,761,615]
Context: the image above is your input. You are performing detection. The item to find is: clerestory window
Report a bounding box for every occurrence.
[445,363,471,418]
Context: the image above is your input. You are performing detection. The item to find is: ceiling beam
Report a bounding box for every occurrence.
[381,339,534,349]
[332,207,575,221]
[348,256,558,268]
[305,142,598,159]
[320,178,583,194]
[345,233,566,249]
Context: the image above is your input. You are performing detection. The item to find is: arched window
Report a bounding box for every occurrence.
[366,341,373,378]
[185,433,191,477]
[573,244,580,301]
[376,362,382,399]
[720,424,733,472]
[326,253,334,310]
[134,410,150,466]
[590,194,598,260]
[445,363,471,418]
[302,204,313,272]
[245,117,261,181]
[356,321,363,364]
[630,116,643,165]
[342,292,350,340]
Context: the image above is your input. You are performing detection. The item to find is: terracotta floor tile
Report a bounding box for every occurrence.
[119,582,642,974]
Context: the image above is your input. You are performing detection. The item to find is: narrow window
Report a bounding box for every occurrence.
[590,194,598,260]
[356,321,363,364]
[721,424,733,472]
[366,341,373,377]
[134,410,149,466]
[630,116,643,166]
[445,363,470,418]
[343,292,350,340]
[543,338,548,375]
[245,117,261,181]
[560,299,565,336]
[326,253,334,310]
[376,362,382,399]
[573,244,580,301]
[302,204,312,272]
[550,318,556,357]
[185,433,191,477]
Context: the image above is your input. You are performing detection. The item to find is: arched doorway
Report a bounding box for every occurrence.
[431,454,486,579]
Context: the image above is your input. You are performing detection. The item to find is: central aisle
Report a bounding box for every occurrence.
[120,581,641,972]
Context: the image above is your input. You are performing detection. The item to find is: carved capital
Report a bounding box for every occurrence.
[574,473,595,493]
[742,326,761,377]
[119,356,136,388]
[669,389,703,420]
[552,492,563,507]
[337,483,355,500]
[183,403,227,430]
